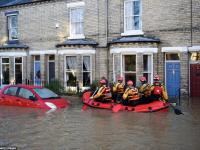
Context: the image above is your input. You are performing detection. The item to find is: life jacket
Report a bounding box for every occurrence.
[123,87,139,101]
[153,86,163,95]
[113,82,124,93]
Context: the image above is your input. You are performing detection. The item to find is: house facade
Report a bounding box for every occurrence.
[0,0,199,97]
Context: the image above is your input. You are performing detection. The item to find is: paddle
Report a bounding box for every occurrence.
[112,104,122,113]
[169,103,183,115]
[82,88,98,111]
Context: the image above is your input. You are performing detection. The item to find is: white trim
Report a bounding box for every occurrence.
[0,51,27,56]
[121,30,144,36]
[47,55,55,83]
[68,34,85,40]
[82,55,92,87]
[161,47,188,52]
[67,2,85,8]
[188,46,200,51]
[110,48,158,54]
[29,50,57,55]
[58,49,95,55]
[1,57,10,85]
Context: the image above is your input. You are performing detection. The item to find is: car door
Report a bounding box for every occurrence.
[1,86,19,106]
[18,88,38,108]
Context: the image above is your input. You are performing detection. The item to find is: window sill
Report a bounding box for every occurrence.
[121,30,144,36]
[68,35,85,40]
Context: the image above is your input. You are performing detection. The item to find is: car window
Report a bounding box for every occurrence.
[4,87,18,96]
[34,88,60,99]
[18,88,36,100]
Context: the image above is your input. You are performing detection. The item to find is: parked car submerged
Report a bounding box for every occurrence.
[0,84,70,110]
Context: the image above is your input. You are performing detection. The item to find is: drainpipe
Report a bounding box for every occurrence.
[105,0,109,81]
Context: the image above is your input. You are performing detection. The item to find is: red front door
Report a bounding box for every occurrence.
[190,64,200,97]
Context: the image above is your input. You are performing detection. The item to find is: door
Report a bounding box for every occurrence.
[190,64,200,97]
[166,62,180,98]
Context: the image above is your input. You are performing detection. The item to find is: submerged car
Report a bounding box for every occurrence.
[0,84,70,110]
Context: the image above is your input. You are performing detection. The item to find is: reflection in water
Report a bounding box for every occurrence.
[0,97,200,150]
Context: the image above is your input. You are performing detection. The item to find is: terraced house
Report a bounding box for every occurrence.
[0,0,199,97]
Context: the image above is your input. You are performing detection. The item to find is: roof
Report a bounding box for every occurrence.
[0,0,46,8]
[0,41,29,49]
[109,36,160,44]
[56,39,98,48]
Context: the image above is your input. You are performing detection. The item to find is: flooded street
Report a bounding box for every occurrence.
[0,97,200,150]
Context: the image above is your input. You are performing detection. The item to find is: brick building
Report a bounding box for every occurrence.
[0,0,199,97]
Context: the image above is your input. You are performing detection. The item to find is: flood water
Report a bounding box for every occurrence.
[0,96,200,150]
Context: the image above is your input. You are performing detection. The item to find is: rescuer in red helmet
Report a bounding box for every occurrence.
[112,76,125,103]
[150,74,168,102]
[122,80,140,106]
[90,78,112,102]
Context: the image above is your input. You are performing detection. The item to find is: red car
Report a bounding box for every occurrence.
[0,84,70,110]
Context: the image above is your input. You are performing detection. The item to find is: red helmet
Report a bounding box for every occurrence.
[127,80,133,86]
[117,76,123,81]
[100,79,106,84]
[154,75,160,80]
[139,76,146,82]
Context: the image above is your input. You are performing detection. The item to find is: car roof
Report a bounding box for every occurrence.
[7,84,43,89]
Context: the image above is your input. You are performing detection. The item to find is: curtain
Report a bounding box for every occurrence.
[66,56,76,70]
[83,56,90,71]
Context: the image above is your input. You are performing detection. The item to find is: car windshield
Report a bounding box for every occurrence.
[34,88,60,99]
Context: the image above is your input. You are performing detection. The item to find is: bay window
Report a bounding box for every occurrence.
[66,56,77,87]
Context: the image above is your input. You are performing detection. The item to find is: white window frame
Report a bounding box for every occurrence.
[122,54,137,83]
[142,54,153,84]
[7,14,18,41]
[14,57,23,84]
[33,55,41,86]
[82,55,92,88]
[68,2,85,39]
[1,57,10,85]
[47,55,55,83]
[65,55,77,88]
[122,0,143,36]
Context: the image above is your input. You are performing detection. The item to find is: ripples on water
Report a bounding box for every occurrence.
[0,97,199,150]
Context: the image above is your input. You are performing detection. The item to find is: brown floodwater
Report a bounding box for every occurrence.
[0,96,199,150]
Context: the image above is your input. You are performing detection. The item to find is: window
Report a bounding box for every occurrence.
[190,52,200,61]
[1,58,10,85]
[48,55,55,83]
[166,53,180,61]
[123,55,136,85]
[123,0,142,35]
[34,56,41,85]
[7,14,18,41]
[82,56,91,87]
[143,55,153,83]
[18,88,35,100]
[70,7,84,39]
[34,88,59,99]
[66,56,77,86]
[15,57,22,84]
[4,87,18,96]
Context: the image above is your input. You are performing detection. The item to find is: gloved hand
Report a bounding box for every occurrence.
[90,96,94,99]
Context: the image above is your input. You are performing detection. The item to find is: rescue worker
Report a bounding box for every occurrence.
[138,76,152,104]
[122,80,140,106]
[150,75,168,102]
[90,79,112,102]
[112,76,125,103]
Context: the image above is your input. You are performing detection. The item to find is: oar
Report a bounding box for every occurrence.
[82,88,98,111]
[112,104,122,113]
[169,103,183,115]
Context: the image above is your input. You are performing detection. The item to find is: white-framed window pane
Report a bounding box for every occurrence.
[83,56,91,86]
[70,7,84,35]
[124,73,136,86]
[126,17,132,30]
[125,2,132,16]
[133,0,140,15]
[134,16,140,30]
[66,72,77,87]
[124,55,136,71]
[2,58,10,85]
[66,56,77,70]
[166,53,180,60]
[7,15,18,40]
[143,55,152,83]
[15,57,22,84]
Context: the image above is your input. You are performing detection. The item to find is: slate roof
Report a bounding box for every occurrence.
[0,0,44,8]
[109,36,160,44]
[56,39,98,48]
[0,42,29,49]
